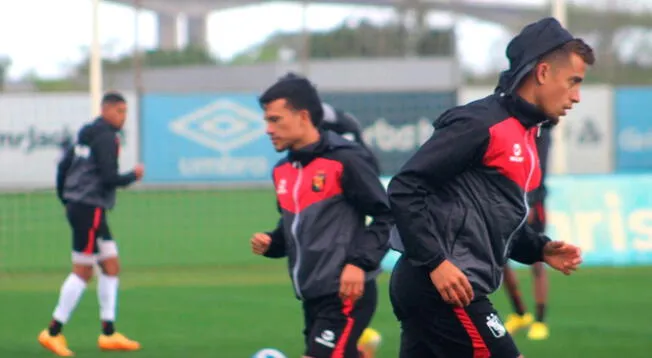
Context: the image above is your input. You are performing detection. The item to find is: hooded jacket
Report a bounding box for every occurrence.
[57,117,137,209]
[495,17,574,94]
[388,17,576,296]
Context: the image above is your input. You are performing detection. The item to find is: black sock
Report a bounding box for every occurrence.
[535,303,546,322]
[509,291,526,316]
[102,321,115,335]
[48,320,63,336]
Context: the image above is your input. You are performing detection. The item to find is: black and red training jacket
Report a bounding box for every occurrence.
[264,131,394,301]
[388,93,552,297]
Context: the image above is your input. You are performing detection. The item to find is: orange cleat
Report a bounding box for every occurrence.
[38,329,74,357]
[98,332,141,351]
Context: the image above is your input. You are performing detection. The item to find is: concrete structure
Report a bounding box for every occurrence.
[157,12,178,50]
[99,57,459,93]
[187,15,208,49]
[107,0,652,52]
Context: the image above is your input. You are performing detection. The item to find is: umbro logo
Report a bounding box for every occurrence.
[168,99,264,154]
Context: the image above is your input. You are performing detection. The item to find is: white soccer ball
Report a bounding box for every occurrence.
[252,348,287,358]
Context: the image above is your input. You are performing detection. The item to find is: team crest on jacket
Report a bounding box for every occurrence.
[312,171,326,192]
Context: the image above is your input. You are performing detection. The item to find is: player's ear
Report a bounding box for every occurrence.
[299,109,312,126]
[535,62,551,85]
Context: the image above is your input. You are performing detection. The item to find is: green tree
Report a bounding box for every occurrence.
[22,70,85,92]
[75,46,220,75]
[228,20,454,64]
[0,57,12,92]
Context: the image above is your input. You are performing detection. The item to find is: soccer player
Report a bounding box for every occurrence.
[38,92,143,356]
[250,74,393,358]
[387,17,592,358]
[59,136,73,161]
[320,102,363,144]
[502,124,552,340]
[319,102,380,173]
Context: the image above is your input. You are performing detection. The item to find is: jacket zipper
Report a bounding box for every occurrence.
[290,161,304,300]
[503,128,537,260]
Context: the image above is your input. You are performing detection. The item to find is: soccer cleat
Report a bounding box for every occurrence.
[504,313,534,334]
[38,329,74,357]
[358,327,382,358]
[527,322,550,340]
[98,332,141,351]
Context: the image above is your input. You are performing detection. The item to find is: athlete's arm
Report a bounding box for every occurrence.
[340,149,393,272]
[387,117,489,271]
[92,132,137,188]
[510,224,551,264]
[264,208,287,258]
[56,146,74,204]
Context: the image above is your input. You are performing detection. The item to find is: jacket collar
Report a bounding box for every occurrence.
[500,94,550,129]
[287,130,328,165]
[95,116,120,132]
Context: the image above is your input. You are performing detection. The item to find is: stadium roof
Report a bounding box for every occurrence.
[108,0,652,32]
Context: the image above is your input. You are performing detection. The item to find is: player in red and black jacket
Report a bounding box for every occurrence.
[387,18,590,358]
[249,74,393,358]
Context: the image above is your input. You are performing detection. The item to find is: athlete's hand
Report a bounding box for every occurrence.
[134,164,145,180]
[250,233,272,255]
[543,241,582,275]
[429,260,474,307]
[339,264,365,302]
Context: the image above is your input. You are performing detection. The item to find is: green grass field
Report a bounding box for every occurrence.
[1,188,651,357]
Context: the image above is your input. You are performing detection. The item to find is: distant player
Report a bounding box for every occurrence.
[320,102,380,173]
[38,92,144,356]
[503,124,552,340]
[250,74,393,358]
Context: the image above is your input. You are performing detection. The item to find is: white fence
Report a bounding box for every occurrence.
[0,93,139,190]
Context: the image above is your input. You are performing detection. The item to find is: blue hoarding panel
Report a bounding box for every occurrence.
[141,93,282,184]
[379,174,652,270]
[615,88,652,171]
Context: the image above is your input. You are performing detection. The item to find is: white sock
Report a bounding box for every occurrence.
[52,273,87,324]
[98,273,119,322]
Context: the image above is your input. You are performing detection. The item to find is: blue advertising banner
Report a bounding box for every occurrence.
[544,174,652,266]
[142,91,456,183]
[141,94,282,184]
[321,91,456,176]
[615,88,652,171]
[379,174,652,270]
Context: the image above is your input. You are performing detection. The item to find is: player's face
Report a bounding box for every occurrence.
[264,98,312,152]
[102,102,128,129]
[535,52,586,123]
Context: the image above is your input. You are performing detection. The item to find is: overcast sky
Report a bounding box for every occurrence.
[0,0,572,80]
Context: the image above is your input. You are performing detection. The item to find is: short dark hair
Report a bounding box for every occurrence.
[259,73,324,127]
[541,39,595,66]
[102,92,126,105]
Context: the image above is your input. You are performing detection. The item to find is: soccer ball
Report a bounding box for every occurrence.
[252,348,287,358]
[359,327,382,349]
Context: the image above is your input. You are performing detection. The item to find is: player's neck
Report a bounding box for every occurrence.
[515,82,537,107]
[291,128,321,151]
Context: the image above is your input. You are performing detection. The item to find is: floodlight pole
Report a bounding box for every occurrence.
[90,0,103,117]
